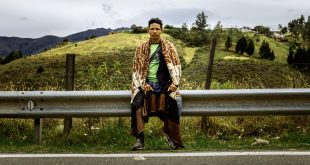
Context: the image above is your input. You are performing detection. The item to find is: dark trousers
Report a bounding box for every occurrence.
[130,84,183,146]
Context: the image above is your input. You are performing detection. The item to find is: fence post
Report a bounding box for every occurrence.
[64,54,75,133]
[34,118,42,144]
[201,37,217,132]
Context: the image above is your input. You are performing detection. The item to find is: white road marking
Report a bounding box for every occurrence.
[1,152,310,158]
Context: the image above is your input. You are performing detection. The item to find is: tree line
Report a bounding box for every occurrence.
[0,50,23,65]
[286,15,310,74]
[231,36,275,61]
[130,12,212,47]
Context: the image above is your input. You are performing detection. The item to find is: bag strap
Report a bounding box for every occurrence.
[149,45,161,62]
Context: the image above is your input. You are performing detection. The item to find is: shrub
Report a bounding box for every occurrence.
[245,38,255,56]
[2,50,23,65]
[259,40,275,60]
[287,46,310,74]
[130,24,147,33]
[225,36,232,51]
[37,66,45,74]
[235,37,247,54]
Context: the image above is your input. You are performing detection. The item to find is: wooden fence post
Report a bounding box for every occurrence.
[201,37,217,132]
[64,54,75,133]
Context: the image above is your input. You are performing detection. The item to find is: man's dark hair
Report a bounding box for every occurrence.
[148,18,163,29]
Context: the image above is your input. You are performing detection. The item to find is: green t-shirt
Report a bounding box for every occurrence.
[147,44,159,82]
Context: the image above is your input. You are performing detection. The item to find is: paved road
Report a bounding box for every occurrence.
[1,152,310,165]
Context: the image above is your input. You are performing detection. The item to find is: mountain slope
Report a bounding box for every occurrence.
[0,28,128,57]
[0,37,34,57]
[64,28,112,41]
[0,32,309,91]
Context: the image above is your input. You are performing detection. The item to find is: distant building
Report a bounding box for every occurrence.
[271,32,287,42]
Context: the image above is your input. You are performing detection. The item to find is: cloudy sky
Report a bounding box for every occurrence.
[1,0,310,38]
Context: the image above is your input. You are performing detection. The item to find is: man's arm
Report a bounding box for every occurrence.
[167,43,181,90]
[132,47,142,92]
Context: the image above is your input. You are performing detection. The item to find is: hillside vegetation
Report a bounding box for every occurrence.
[0,32,309,90]
[0,33,145,90]
[1,32,310,152]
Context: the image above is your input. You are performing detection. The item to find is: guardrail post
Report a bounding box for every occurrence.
[34,118,42,144]
[201,37,217,132]
[64,54,75,133]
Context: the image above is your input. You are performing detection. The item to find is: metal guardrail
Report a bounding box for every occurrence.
[1,88,310,118]
[1,88,310,144]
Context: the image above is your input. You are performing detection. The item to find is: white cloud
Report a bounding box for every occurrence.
[0,0,309,37]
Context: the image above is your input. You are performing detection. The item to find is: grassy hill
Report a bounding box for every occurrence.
[0,33,146,90]
[183,47,310,89]
[1,32,310,152]
[0,32,309,91]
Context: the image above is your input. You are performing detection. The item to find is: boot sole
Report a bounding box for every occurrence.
[164,136,178,150]
[132,146,144,151]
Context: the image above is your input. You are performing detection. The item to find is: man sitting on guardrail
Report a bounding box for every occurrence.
[130,17,184,150]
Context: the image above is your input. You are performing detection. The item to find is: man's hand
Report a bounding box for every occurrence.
[143,83,153,92]
[168,84,177,92]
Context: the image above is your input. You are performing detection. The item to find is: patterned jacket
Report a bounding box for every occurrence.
[131,38,181,103]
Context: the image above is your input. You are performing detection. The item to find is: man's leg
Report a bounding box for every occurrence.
[163,96,184,149]
[130,91,145,150]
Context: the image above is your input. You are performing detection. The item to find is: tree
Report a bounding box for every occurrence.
[287,46,295,64]
[287,46,310,73]
[253,25,271,36]
[130,24,146,33]
[181,22,188,31]
[212,21,223,39]
[294,48,307,67]
[190,23,198,31]
[225,36,232,51]
[245,38,255,56]
[303,16,310,48]
[164,24,174,29]
[195,11,208,31]
[2,50,23,65]
[281,26,288,34]
[62,38,68,42]
[90,35,96,39]
[130,24,137,30]
[259,40,275,60]
[185,30,209,46]
[235,36,247,54]
[270,51,275,61]
[288,15,305,37]
[278,24,288,35]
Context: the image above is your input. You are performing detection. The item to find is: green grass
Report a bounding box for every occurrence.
[0,33,183,90]
[1,31,310,152]
[1,117,310,153]
[0,32,306,90]
[183,47,198,64]
[253,34,290,63]
[182,46,310,89]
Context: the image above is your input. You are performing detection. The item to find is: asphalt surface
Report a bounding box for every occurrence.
[1,152,310,165]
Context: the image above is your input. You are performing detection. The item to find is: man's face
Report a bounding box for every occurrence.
[148,23,162,41]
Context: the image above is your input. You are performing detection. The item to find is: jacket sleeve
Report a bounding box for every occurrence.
[131,47,142,103]
[168,43,181,86]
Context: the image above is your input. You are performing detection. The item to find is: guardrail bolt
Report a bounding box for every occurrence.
[27,100,36,111]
